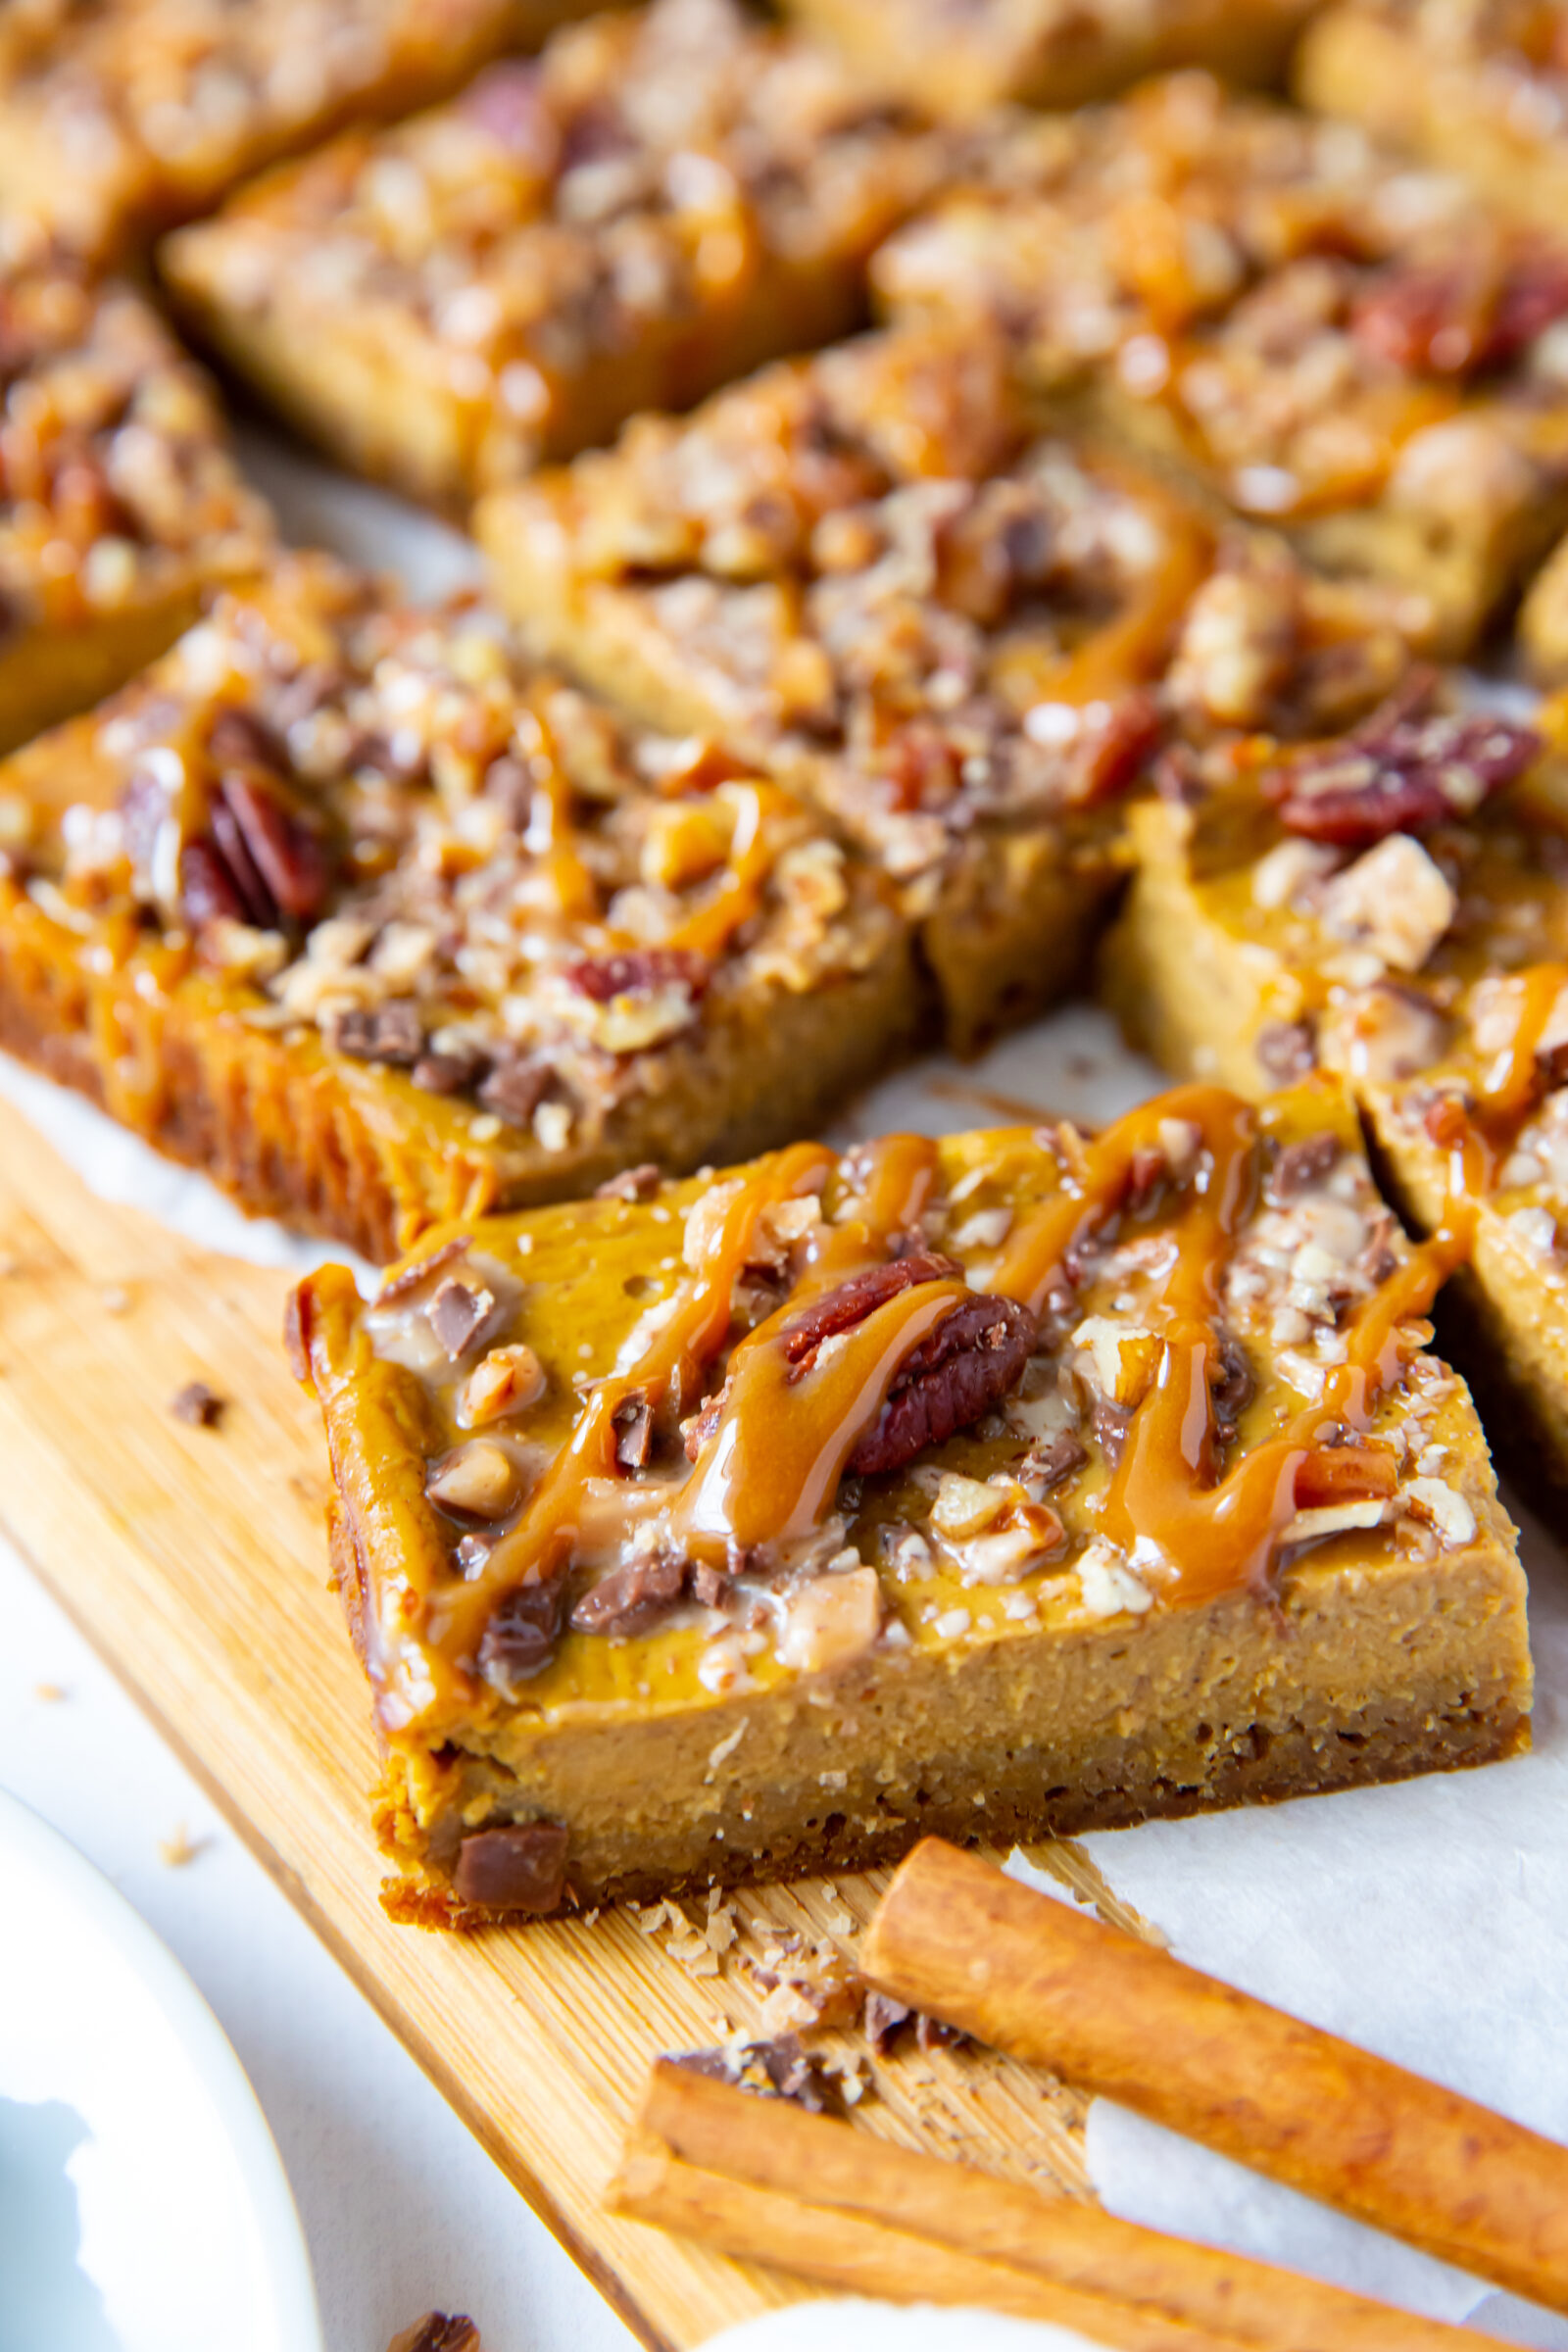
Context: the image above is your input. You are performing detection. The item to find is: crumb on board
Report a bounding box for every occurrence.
[386,2317,480,2352]
[158,1825,206,1868]
[170,1379,224,1427]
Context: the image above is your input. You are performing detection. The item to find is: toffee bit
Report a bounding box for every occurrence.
[427,1277,497,1359]
[596,1163,663,1201]
[374,1234,471,1306]
[1266,1132,1341,1203]
[864,1988,913,2055]
[386,2318,481,2352]
[170,1380,223,1428]
[668,2034,842,2112]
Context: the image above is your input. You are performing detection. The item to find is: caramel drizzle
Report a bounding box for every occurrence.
[1041,473,1214,708]
[665,779,792,961]
[431,1132,938,1668]
[996,1084,1464,1604]
[1447,958,1568,1199]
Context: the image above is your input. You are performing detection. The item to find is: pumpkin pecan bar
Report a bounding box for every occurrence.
[0,0,588,265]
[289,1085,1529,1922]
[0,553,915,1260]
[0,264,272,760]
[1297,0,1568,236]
[1106,673,1568,1479]
[781,0,1317,116]
[874,74,1568,654]
[1522,530,1568,682]
[163,0,969,509]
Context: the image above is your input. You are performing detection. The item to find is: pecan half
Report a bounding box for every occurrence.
[565,947,709,1003]
[1265,679,1540,846]
[849,1291,1034,1477]
[1352,248,1568,378]
[780,1250,961,1370]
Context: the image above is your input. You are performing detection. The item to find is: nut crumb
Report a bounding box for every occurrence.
[158,1825,206,1868]
[32,1681,68,1703]
[170,1380,223,1428]
[386,2320,481,2352]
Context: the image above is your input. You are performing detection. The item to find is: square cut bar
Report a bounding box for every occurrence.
[162,0,971,510]
[0,266,272,758]
[1522,531,1568,683]
[0,0,590,265]
[289,1083,1530,1924]
[873,73,1568,654]
[1297,0,1568,237]
[1105,674,1568,1482]
[778,0,1318,117]
[479,324,1420,1051]
[0,553,915,1262]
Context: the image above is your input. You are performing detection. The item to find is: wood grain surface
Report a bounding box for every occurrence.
[0,1101,1101,2350]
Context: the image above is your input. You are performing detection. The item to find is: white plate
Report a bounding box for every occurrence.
[0,1787,321,2352]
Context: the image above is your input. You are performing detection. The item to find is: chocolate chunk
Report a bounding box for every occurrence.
[1090,1396,1132,1466]
[373,1234,471,1305]
[670,2036,839,2112]
[569,1550,687,1637]
[1266,1132,1341,1203]
[564,946,709,1004]
[612,1389,654,1472]
[478,1578,566,1682]
[1256,1018,1317,1085]
[329,1000,423,1065]
[477,1051,550,1125]
[170,1380,223,1427]
[849,1291,1035,1478]
[1022,1428,1088,1492]
[595,1163,662,1202]
[385,2315,481,2352]
[863,1990,912,2055]
[1207,1337,1254,1442]
[427,1277,496,1359]
[413,1045,488,1096]
[915,2013,967,2053]
[453,1820,568,1912]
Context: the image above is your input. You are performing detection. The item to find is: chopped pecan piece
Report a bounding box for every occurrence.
[1352,249,1568,378]
[596,1163,663,1201]
[453,1820,568,1912]
[1265,683,1541,846]
[373,1234,471,1305]
[564,947,709,1003]
[478,1577,566,1683]
[1266,1133,1340,1202]
[169,1379,223,1427]
[569,1550,687,1636]
[328,1001,423,1065]
[1255,1019,1317,1084]
[850,1290,1035,1477]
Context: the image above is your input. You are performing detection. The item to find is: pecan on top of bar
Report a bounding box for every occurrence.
[874,73,1568,648]
[0,552,910,1246]
[0,265,272,755]
[485,328,1214,884]
[0,0,564,264]
[292,1082,1480,1741]
[163,0,970,506]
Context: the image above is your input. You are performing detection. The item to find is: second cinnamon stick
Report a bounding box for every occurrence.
[861,1839,1568,2316]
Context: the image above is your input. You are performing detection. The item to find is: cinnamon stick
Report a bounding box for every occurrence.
[634,2059,1513,2352]
[612,2132,1243,2352]
[862,1838,1568,2316]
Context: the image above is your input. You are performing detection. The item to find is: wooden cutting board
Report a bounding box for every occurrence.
[0,1097,1111,2351]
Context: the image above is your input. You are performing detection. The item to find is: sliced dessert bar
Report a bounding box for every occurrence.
[163,0,969,508]
[0,264,272,757]
[1522,531,1568,683]
[1297,0,1568,236]
[778,0,1317,117]
[0,554,914,1260]
[480,325,1418,1049]
[1107,673,1568,1479]
[874,74,1568,653]
[288,1084,1530,1923]
[0,0,588,264]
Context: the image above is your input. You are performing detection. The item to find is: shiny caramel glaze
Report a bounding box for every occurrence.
[293,1081,1478,1743]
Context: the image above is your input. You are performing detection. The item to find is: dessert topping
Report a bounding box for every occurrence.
[1264,679,1540,846]
[453,1820,568,1912]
